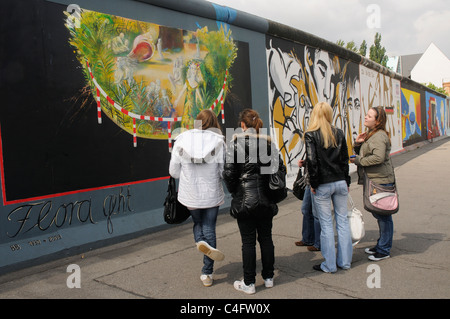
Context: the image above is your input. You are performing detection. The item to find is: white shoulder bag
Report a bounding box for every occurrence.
[348,194,365,246]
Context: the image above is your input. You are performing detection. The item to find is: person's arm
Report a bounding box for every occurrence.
[305,132,319,191]
[354,133,387,167]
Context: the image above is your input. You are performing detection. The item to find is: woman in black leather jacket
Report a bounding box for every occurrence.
[304,102,352,273]
[223,109,278,294]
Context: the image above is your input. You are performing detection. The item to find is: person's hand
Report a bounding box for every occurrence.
[311,188,316,194]
[349,156,356,164]
[298,159,305,167]
[355,132,367,144]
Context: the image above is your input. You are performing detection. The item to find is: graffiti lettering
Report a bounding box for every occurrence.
[7,199,94,238]
[103,187,134,234]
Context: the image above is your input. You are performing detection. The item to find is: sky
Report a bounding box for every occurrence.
[206,0,450,59]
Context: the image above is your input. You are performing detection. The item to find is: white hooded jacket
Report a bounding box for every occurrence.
[169,129,225,209]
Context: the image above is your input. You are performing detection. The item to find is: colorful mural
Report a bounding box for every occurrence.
[401,87,422,144]
[425,92,446,139]
[359,65,402,153]
[266,37,361,185]
[447,98,450,135]
[64,9,237,147]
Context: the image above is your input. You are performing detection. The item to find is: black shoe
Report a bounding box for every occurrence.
[368,252,390,261]
[313,264,324,272]
[364,247,377,255]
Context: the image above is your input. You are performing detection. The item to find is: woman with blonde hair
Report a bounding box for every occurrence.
[169,109,226,287]
[304,102,352,273]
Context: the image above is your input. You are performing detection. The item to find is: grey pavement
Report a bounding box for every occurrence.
[0,137,449,300]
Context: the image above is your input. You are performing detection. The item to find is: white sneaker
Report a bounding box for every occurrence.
[196,241,225,261]
[233,280,256,294]
[200,274,213,287]
[264,278,274,288]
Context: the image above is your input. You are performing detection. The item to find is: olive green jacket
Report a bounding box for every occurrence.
[353,130,395,185]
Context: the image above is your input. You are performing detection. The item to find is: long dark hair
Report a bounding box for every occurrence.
[365,106,390,143]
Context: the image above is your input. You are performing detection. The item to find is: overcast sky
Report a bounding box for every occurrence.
[206,0,450,59]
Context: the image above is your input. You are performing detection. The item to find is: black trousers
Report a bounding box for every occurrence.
[237,215,275,285]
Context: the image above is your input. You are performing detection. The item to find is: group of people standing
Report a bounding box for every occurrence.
[169,102,396,294]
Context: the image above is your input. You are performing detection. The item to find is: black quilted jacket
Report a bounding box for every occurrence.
[223,132,279,219]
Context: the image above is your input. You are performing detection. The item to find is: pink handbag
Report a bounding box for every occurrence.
[363,170,399,215]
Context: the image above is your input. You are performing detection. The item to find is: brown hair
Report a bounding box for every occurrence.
[365,106,390,143]
[196,109,221,131]
[239,108,263,133]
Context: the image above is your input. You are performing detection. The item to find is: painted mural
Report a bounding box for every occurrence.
[266,37,360,185]
[359,65,402,153]
[64,9,237,147]
[447,99,450,135]
[425,92,447,139]
[401,87,423,144]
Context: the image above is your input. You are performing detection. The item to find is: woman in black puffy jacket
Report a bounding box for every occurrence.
[223,109,279,295]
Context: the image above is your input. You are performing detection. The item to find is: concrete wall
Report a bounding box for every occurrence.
[0,0,449,274]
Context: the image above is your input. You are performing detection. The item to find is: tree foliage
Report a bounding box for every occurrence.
[424,83,449,96]
[369,32,388,67]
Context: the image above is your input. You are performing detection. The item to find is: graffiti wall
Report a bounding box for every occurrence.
[425,92,447,139]
[0,0,253,273]
[0,0,448,273]
[447,99,450,136]
[400,83,426,146]
[266,36,405,186]
[266,36,361,185]
[359,66,402,153]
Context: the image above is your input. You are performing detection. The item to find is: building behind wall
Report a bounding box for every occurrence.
[389,42,450,90]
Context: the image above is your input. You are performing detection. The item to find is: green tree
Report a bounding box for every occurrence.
[369,32,388,66]
[359,40,367,57]
[336,39,345,47]
[345,41,358,53]
[424,83,449,96]
[336,39,367,57]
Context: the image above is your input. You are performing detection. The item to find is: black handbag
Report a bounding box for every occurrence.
[163,177,191,224]
[292,168,307,200]
[268,154,288,203]
[292,153,307,200]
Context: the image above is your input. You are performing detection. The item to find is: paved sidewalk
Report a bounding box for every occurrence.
[0,138,449,301]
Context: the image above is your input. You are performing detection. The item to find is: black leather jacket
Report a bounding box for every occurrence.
[223,132,279,219]
[304,128,350,190]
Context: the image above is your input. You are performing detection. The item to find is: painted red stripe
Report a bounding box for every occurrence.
[106,96,115,105]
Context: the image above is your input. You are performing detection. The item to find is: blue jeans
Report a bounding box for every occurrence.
[312,180,352,272]
[301,187,321,249]
[190,206,219,275]
[372,213,393,255]
[371,183,394,256]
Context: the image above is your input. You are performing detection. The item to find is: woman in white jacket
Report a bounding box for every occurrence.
[169,109,226,287]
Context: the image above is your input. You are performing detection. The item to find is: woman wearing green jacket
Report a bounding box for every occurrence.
[350,106,396,261]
